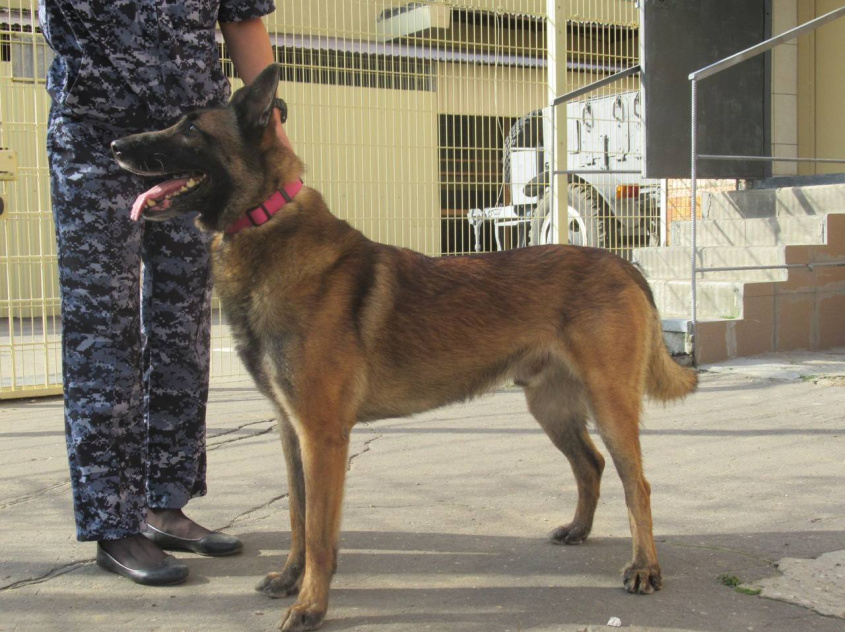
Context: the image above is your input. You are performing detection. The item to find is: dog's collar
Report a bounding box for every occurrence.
[225,179,304,235]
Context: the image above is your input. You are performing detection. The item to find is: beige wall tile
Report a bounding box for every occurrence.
[772,0,798,36]
[776,265,816,294]
[773,43,798,95]
[744,282,776,298]
[775,294,814,350]
[815,268,845,287]
[817,293,845,348]
[736,296,776,356]
[772,93,798,145]
[812,0,845,174]
[772,143,799,176]
[695,321,731,364]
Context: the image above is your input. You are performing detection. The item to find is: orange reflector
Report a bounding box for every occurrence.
[616,185,640,199]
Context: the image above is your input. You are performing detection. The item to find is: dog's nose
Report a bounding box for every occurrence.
[110,140,123,159]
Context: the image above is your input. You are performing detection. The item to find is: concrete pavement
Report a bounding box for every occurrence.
[1,350,844,632]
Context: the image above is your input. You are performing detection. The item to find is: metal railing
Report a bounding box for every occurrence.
[551,64,642,178]
[688,5,845,357]
[552,64,641,107]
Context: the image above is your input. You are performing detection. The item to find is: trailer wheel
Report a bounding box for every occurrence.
[529,183,619,248]
[529,197,586,246]
[568,182,619,249]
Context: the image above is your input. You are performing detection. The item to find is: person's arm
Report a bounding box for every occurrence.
[220,18,292,150]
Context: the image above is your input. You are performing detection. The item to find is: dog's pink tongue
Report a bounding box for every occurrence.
[130,178,190,221]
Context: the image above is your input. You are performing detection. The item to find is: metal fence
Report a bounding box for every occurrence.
[0,3,60,397]
[0,0,657,397]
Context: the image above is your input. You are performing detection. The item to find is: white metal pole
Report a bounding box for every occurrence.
[660,179,668,246]
[547,0,569,245]
[690,78,698,359]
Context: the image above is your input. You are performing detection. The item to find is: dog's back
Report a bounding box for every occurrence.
[347,241,695,419]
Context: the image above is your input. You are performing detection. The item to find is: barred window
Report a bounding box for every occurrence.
[1,22,52,82]
[439,114,517,255]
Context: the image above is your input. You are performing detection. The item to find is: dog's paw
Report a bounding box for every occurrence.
[278,602,326,632]
[623,562,662,594]
[256,567,303,599]
[548,522,590,545]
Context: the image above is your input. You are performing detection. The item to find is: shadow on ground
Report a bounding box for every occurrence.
[2,529,843,632]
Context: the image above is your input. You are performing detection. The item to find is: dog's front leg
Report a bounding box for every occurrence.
[257,417,306,598]
[279,422,350,632]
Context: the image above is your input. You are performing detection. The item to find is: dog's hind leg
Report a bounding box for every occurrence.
[523,364,605,546]
[256,416,307,598]
[586,376,662,595]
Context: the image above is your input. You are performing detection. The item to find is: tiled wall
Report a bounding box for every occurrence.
[771,0,799,176]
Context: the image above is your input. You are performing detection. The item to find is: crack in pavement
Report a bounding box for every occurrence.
[219,493,290,531]
[0,480,71,511]
[347,434,383,471]
[208,420,276,451]
[208,418,275,440]
[215,433,384,531]
[0,559,94,592]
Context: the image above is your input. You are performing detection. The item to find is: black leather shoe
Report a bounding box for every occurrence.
[142,524,243,557]
[96,544,189,586]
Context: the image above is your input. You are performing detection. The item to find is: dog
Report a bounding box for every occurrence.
[112,63,698,632]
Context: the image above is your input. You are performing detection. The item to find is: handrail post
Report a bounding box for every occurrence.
[690,78,698,359]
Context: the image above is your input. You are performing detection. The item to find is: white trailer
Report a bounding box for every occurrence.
[468,91,661,255]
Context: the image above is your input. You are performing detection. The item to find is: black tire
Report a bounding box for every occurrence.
[567,182,619,249]
[529,183,620,248]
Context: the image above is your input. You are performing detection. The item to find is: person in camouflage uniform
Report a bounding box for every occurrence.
[39,0,287,585]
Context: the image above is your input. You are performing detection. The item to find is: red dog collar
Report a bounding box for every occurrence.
[225,180,304,235]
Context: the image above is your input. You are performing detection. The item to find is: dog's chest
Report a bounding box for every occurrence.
[217,279,297,388]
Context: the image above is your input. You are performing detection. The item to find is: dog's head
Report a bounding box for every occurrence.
[112,63,301,232]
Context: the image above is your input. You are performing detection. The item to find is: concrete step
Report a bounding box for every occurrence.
[702,183,845,220]
[650,279,744,320]
[655,193,845,365]
[662,317,739,360]
[662,317,694,356]
[670,216,826,248]
[634,246,788,282]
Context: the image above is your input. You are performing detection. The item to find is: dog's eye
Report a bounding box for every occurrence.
[185,122,200,136]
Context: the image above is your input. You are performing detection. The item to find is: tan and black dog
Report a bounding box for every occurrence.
[112,63,698,632]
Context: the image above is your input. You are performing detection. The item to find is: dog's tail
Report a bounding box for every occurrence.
[645,311,698,403]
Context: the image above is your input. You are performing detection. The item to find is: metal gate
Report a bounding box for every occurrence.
[0,3,60,397]
[0,0,653,398]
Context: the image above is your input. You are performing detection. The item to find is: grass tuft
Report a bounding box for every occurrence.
[719,573,761,596]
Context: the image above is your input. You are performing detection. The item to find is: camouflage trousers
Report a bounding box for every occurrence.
[47,112,214,541]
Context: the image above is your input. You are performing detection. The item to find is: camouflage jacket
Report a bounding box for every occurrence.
[39,0,275,131]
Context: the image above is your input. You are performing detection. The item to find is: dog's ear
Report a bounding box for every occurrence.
[233,63,281,133]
